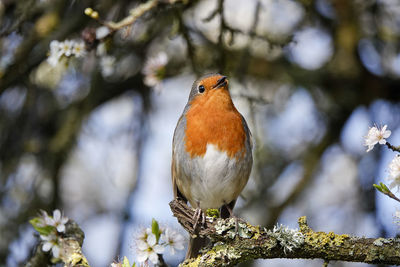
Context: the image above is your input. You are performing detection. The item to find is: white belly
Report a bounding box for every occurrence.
[189,144,246,209]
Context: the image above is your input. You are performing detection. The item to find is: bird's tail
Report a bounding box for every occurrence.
[185,236,208,259]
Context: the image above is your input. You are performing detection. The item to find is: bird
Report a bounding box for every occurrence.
[171,73,253,259]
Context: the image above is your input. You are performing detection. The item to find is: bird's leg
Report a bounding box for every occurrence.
[220,199,236,219]
[221,201,239,235]
[192,202,206,231]
[192,208,201,231]
[224,203,234,217]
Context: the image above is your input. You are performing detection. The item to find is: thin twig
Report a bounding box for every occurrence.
[386,142,400,153]
[386,191,400,203]
[103,0,159,31]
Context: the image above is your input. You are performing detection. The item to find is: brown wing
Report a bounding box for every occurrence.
[241,114,253,151]
[171,115,188,202]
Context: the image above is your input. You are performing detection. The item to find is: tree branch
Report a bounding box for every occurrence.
[386,142,400,153]
[169,199,400,266]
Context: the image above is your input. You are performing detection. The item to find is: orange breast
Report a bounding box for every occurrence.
[184,88,246,158]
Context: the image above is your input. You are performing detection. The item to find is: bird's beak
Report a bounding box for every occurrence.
[212,76,228,89]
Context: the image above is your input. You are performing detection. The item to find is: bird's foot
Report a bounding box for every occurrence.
[192,208,206,232]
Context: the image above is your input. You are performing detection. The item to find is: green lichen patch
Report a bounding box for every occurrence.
[304,231,349,248]
[373,238,385,247]
[212,244,241,260]
[206,209,220,218]
[238,222,252,238]
[373,237,393,247]
[181,256,201,267]
[298,216,312,233]
[214,218,255,239]
[215,218,236,235]
[250,225,261,240]
[184,244,242,267]
[297,216,350,249]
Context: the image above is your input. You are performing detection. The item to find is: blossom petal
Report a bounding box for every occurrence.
[383,130,391,138]
[53,209,61,221]
[40,235,51,241]
[42,242,52,252]
[137,251,149,262]
[160,233,167,242]
[174,242,184,250]
[153,244,165,254]
[57,224,66,233]
[148,251,159,264]
[136,240,148,250]
[146,233,156,246]
[52,245,60,258]
[378,139,387,145]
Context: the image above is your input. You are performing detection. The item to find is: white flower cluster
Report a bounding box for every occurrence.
[270,224,304,254]
[387,155,400,191]
[364,124,400,191]
[38,209,69,258]
[47,40,86,66]
[135,226,185,265]
[142,52,168,92]
[364,125,391,152]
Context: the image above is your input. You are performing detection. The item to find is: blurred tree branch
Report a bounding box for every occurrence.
[102,0,160,31]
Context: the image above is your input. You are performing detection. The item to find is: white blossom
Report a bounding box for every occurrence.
[49,40,62,55]
[100,56,116,77]
[96,26,111,39]
[47,40,62,66]
[96,43,107,56]
[45,209,69,233]
[142,52,168,91]
[160,228,185,255]
[136,232,164,264]
[387,155,400,191]
[72,41,86,58]
[364,125,391,152]
[40,234,61,258]
[59,40,74,57]
[137,227,153,243]
[36,210,51,227]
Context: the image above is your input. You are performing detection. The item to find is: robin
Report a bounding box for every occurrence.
[171,73,253,259]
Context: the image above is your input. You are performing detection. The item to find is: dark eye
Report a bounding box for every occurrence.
[198,85,205,93]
